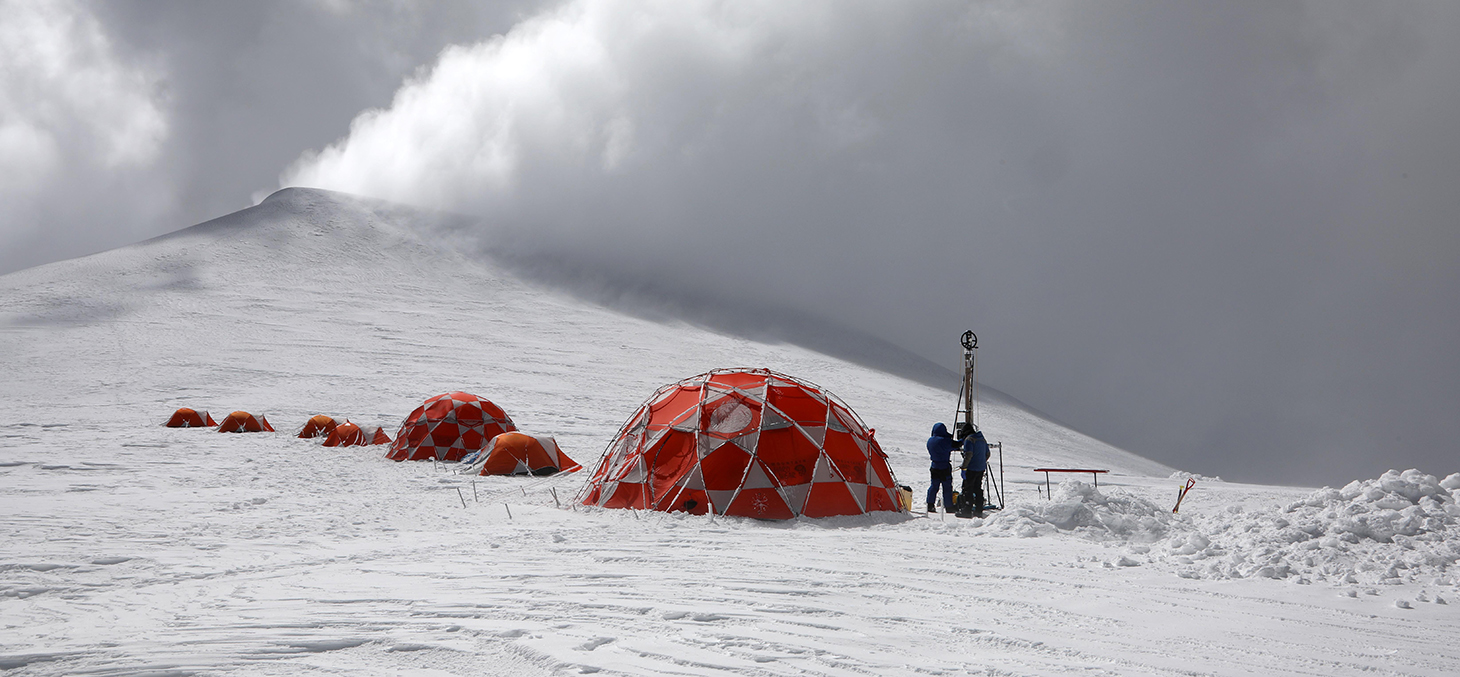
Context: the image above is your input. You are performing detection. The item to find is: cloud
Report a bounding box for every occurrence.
[281,0,1072,316]
[0,0,169,251]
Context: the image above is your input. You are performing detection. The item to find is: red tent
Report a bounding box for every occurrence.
[164,408,216,428]
[386,392,515,461]
[297,414,339,438]
[579,368,903,519]
[460,432,581,476]
[322,421,391,447]
[217,411,274,433]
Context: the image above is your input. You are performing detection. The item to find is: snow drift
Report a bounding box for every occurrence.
[973,469,1460,590]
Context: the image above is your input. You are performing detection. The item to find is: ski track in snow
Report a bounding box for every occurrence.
[1,189,1456,675]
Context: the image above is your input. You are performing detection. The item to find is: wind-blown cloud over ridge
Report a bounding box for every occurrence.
[287,2,1020,207]
[282,0,1074,326]
[282,0,1460,486]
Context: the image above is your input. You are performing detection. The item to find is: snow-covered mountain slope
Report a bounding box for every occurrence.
[1,188,1456,676]
[0,187,1168,479]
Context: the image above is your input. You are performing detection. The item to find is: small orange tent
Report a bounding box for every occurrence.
[322,421,391,447]
[164,408,216,428]
[217,411,274,433]
[460,432,581,476]
[297,414,339,438]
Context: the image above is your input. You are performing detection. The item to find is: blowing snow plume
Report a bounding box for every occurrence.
[282,0,1460,487]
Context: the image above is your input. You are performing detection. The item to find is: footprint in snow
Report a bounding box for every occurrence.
[575,637,614,651]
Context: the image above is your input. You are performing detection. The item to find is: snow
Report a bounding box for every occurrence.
[1,188,1457,675]
[975,472,1460,590]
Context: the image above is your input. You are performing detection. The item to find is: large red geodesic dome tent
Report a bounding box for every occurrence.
[579,368,904,519]
[386,392,516,462]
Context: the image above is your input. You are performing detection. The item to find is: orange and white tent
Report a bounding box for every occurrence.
[297,414,339,438]
[217,411,274,433]
[386,392,515,462]
[164,408,216,428]
[579,368,903,519]
[322,421,391,447]
[459,432,581,476]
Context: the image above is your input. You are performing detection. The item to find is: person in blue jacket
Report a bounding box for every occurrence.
[925,422,960,513]
[956,423,990,518]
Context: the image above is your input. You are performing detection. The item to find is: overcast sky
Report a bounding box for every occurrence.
[4,0,1457,486]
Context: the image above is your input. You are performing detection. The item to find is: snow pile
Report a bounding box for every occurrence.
[977,470,1460,589]
[982,481,1177,542]
[1162,469,1460,585]
[1168,470,1222,482]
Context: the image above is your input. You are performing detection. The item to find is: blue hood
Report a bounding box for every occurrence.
[931,422,950,438]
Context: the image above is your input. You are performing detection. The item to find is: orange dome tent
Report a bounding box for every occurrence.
[460,432,581,476]
[386,392,515,462]
[217,411,274,433]
[164,408,216,428]
[322,421,391,447]
[297,414,339,438]
[579,368,904,519]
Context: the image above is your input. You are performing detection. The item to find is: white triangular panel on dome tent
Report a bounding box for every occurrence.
[706,489,735,514]
[730,430,759,454]
[746,378,771,402]
[697,432,720,459]
[742,460,776,490]
[761,408,791,431]
[827,413,850,433]
[781,481,812,515]
[670,418,700,433]
[848,482,868,512]
[811,454,842,483]
[617,458,648,483]
[639,427,671,456]
[799,424,827,447]
[675,464,705,491]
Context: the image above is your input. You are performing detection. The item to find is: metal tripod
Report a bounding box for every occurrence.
[954,330,1004,511]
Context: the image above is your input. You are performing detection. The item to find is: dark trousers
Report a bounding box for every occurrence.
[927,468,954,511]
[960,469,986,513]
